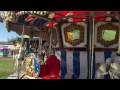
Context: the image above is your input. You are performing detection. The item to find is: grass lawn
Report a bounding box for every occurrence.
[0,57,15,79]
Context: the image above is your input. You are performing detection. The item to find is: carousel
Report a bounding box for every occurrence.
[1,11,120,79]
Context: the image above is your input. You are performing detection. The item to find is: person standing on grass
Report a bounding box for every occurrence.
[14,51,19,71]
[17,46,25,79]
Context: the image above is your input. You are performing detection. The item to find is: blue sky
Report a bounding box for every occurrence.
[0,11,19,42]
[0,22,19,42]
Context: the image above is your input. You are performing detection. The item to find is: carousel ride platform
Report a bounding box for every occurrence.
[7,71,25,79]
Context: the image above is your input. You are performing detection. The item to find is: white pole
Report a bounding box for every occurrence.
[91,11,95,79]
[89,14,92,79]
[49,29,53,56]
[21,24,25,47]
[17,24,25,79]
[89,11,95,79]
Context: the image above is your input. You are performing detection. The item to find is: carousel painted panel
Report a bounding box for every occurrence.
[95,22,119,48]
[49,25,61,48]
[61,22,87,48]
[23,53,40,79]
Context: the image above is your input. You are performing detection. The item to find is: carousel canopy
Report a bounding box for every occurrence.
[1,11,120,36]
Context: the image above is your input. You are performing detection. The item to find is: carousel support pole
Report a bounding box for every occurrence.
[48,29,53,56]
[88,12,92,79]
[89,15,92,79]
[38,36,41,55]
[17,24,25,79]
[89,11,95,79]
[29,37,31,49]
[38,36,42,58]
[118,16,120,53]
[91,12,95,79]
[58,23,63,48]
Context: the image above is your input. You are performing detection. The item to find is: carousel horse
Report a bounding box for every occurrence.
[106,53,120,79]
[109,62,120,79]
[23,53,40,79]
[39,55,60,79]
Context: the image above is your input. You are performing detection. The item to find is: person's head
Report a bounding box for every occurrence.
[96,63,101,70]
[99,63,107,73]
[106,58,112,65]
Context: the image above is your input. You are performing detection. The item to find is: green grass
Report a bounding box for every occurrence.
[0,57,15,79]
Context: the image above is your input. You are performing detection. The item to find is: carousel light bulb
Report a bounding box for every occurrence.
[34,11,37,14]
[19,11,23,15]
[39,11,42,15]
[17,12,20,15]
[37,11,39,15]
[18,12,21,15]
[21,11,24,14]
[37,11,40,15]
[11,12,14,16]
[24,11,27,13]
[40,11,43,16]
[30,11,33,14]
[43,11,46,15]
[28,11,30,14]
[23,11,25,13]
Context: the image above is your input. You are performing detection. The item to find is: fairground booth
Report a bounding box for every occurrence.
[0,46,8,57]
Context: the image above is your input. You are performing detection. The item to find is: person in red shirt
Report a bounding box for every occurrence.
[39,54,61,79]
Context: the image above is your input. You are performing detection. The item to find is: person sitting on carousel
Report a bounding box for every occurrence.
[107,51,120,79]
[109,62,120,79]
[95,63,110,79]
[38,50,61,79]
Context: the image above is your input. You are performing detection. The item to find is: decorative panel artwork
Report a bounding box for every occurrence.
[49,25,60,48]
[61,22,87,48]
[95,22,119,48]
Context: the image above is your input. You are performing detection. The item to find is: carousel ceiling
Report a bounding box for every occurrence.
[1,11,120,36]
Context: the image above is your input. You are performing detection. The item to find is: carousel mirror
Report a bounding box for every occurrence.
[95,22,119,48]
[49,25,60,48]
[102,30,116,41]
[61,22,87,48]
[67,30,80,41]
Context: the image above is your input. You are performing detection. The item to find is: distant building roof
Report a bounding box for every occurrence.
[0,42,13,45]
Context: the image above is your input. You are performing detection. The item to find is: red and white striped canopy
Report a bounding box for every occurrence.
[46,11,111,27]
